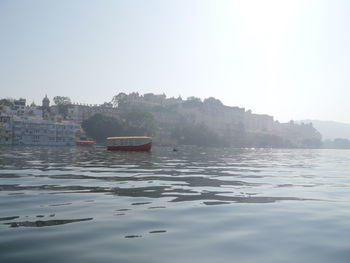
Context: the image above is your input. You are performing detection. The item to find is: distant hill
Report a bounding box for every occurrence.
[298,120,350,140]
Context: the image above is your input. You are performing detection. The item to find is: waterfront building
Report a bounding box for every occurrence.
[12,118,78,146]
[0,104,11,116]
[0,116,12,145]
[244,110,274,132]
[65,103,119,124]
[25,103,43,119]
[12,98,26,116]
[0,98,27,117]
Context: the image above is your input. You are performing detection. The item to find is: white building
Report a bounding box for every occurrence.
[12,118,78,146]
[25,103,43,119]
[12,98,26,116]
[65,104,119,124]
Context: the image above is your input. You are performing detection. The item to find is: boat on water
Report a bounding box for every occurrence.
[76,140,96,146]
[106,136,152,151]
[75,137,96,146]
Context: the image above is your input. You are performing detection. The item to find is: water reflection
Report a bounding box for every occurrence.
[0,145,336,230]
[149,230,167,234]
[0,216,19,221]
[125,235,142,238]
[2,146,350,263]
[6,218,93,228]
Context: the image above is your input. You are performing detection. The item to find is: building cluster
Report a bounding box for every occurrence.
[113,92,276,134]
[113,92,183,110]
[0,92,322,148]
[0,96,80,145]
[112,92,322,147]
[63,103,118,123]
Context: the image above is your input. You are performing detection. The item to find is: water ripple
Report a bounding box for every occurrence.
[1,146,350,262]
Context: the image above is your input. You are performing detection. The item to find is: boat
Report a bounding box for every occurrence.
[75,137,96,146]
[106,136,152,151]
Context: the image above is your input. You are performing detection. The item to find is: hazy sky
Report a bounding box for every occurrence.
[1,0,350,123]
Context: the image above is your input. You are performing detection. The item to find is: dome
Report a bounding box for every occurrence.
[42,95,50,107]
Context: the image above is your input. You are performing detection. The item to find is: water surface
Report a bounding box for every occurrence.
[1,146,350,262]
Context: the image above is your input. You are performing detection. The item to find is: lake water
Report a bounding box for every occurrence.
[1,146,350,263]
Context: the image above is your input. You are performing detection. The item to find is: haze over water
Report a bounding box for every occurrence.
[1,146,350,262]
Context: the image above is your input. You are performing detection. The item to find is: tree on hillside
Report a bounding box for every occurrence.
[183,96,202,108]
[171,122,223,147]
[111,92,127,107]
[53,96,71,105]
[203,97,223,106]
[0,99,13,107]
[82,114,124,142]
[53,96,72,119]
[82,111,155,142]
[121,110,155,136]
[101,102,113,108]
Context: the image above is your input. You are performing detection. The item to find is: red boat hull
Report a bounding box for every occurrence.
[107,142,152,151]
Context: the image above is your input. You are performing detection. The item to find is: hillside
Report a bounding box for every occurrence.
[105,92,323,148]
[299,120,350,140]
